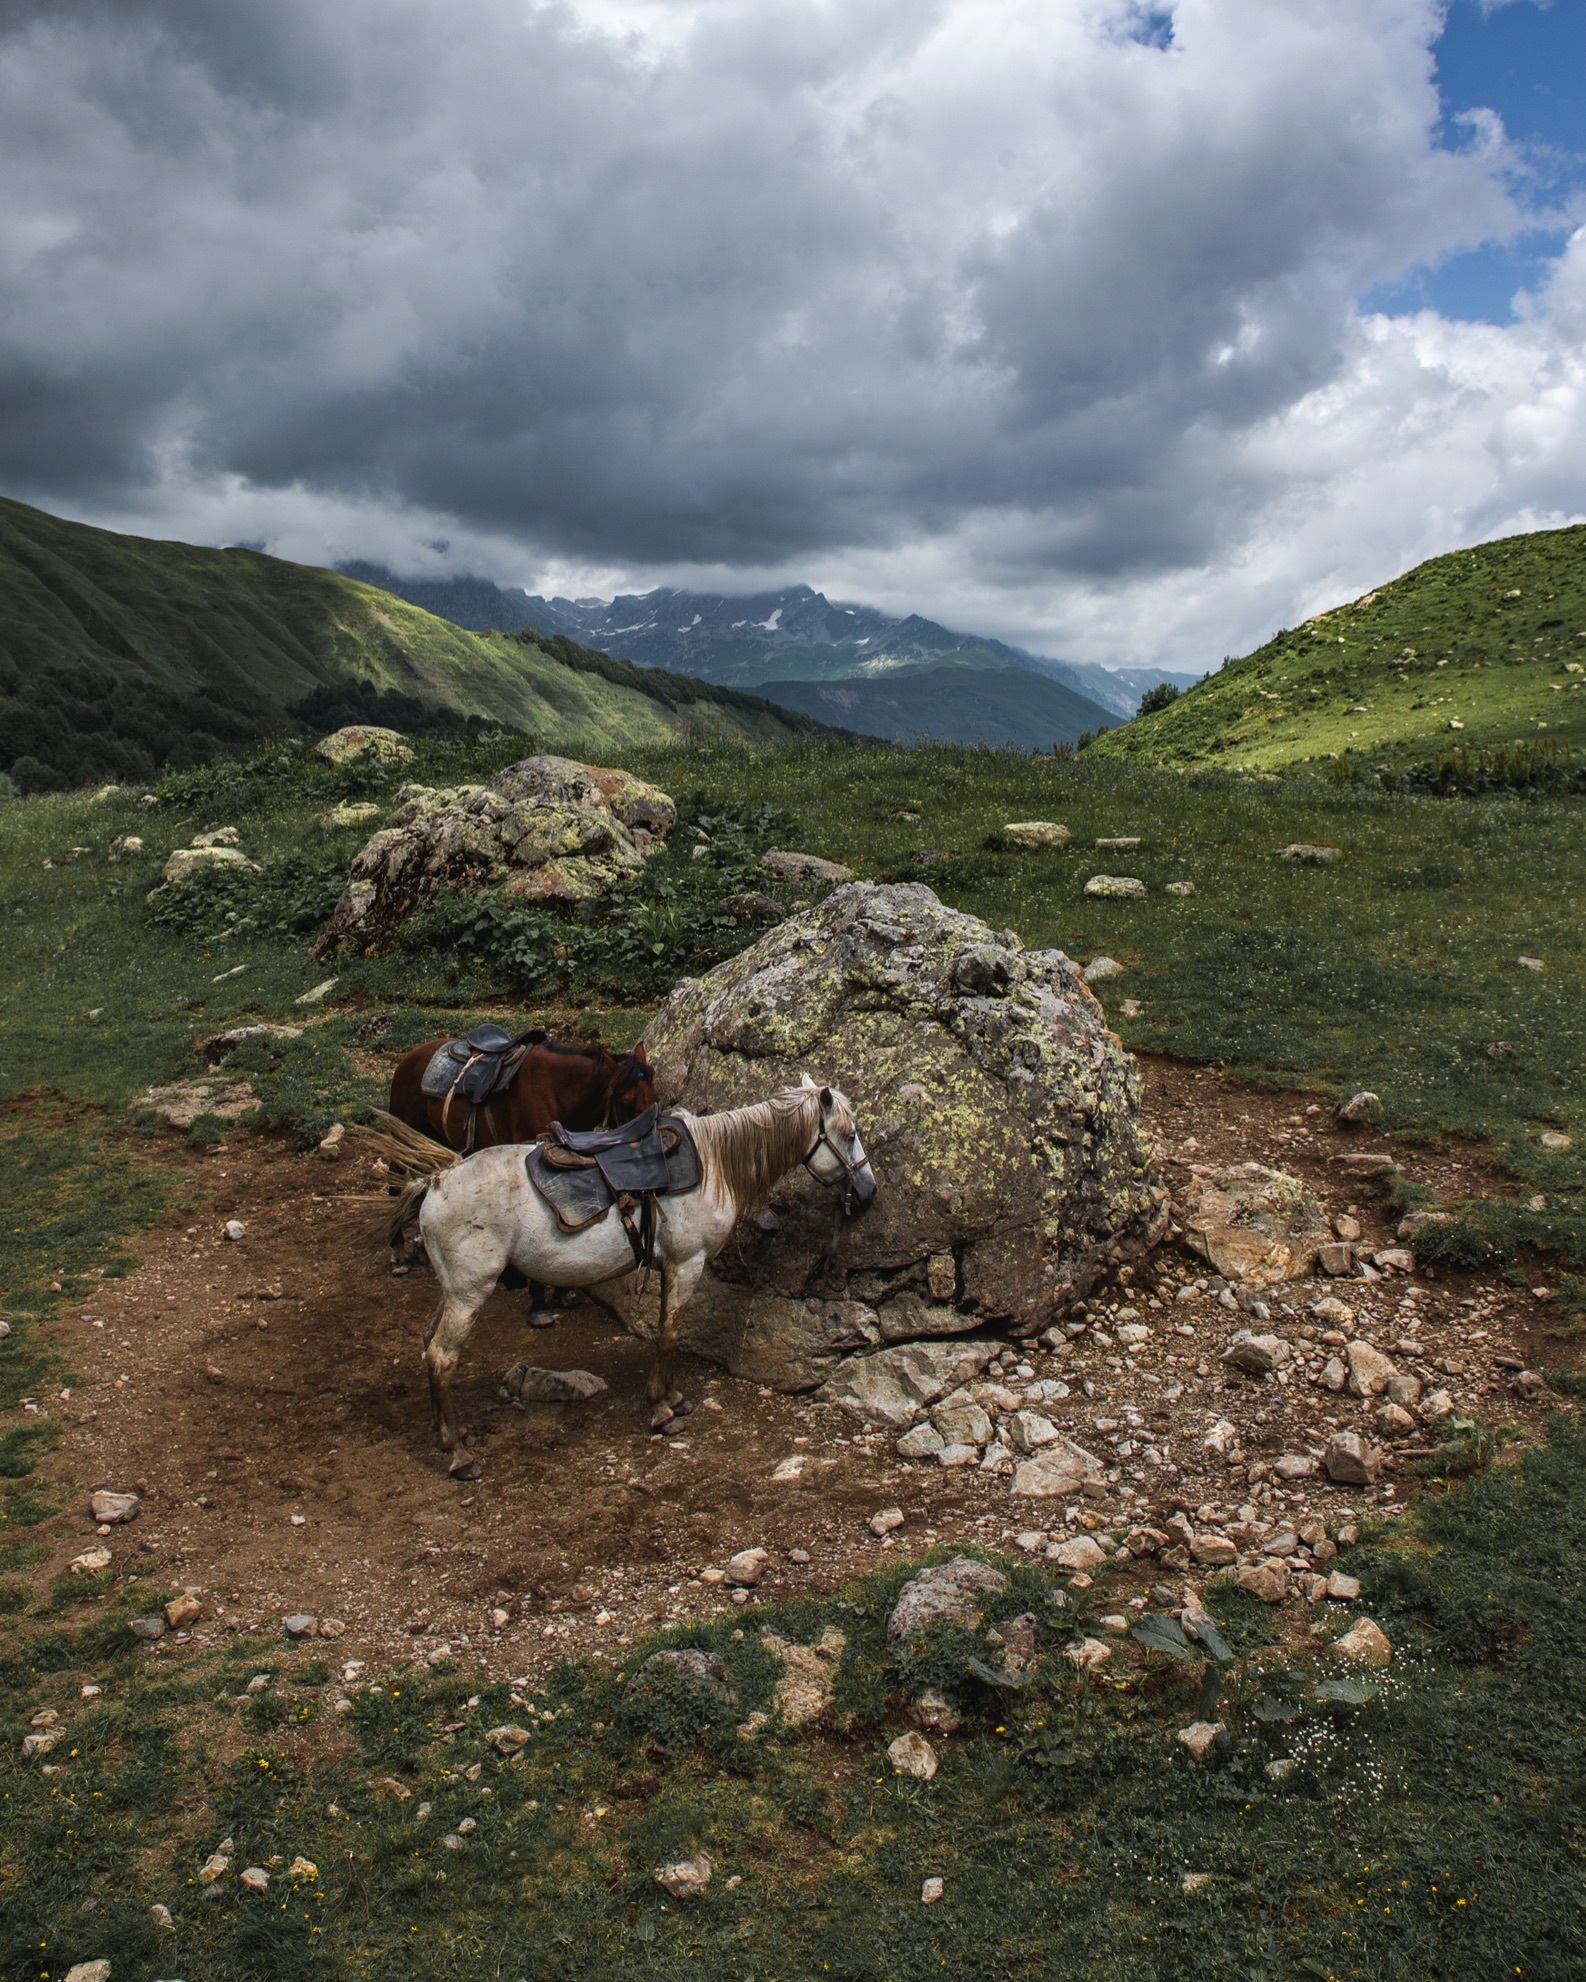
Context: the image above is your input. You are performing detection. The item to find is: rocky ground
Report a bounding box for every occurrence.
[30,1055,1575,1693]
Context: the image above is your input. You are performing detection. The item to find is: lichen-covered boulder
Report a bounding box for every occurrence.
[641,882,1166,1342]
[160,844,261,886]
[311,755,675,956]
[314,724,414,767]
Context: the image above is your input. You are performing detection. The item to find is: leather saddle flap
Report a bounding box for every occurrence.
[526,1114,700,1234]
[419,1035,531,1106]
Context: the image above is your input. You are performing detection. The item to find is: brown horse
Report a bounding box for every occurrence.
[388,1034,657,1154]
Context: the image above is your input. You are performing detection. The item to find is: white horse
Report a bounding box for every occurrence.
[392,1078,875,1474]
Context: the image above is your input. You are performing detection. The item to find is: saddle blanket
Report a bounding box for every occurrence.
[420,1025,539,1107]
[526,1114,701,1234]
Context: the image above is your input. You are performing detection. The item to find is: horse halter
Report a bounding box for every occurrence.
[803,1103,872,1267]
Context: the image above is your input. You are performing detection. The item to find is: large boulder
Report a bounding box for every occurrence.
[312,755,676,956]
[314,724,414,767]
[640,882,1166,1345]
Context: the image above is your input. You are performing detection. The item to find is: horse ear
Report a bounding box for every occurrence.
[819,1085,834,1108]
[632,1042,648,1063]
[800,1072,818,1090]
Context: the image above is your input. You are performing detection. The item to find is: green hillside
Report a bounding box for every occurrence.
[1092,523,1586,771]
[0,496,821,790]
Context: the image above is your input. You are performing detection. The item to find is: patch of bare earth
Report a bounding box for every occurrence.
[26,1054,1576,1682]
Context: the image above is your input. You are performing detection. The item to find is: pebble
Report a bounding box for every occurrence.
[1331,1618,1392,1665]
[70,1546,113,1575]
[283,1613,317,1638]
[1084,875,1147,898]
[1324,1430,1382,1485]
[869,1508,905,1537]
[1221,1333,1291,1375]
[725,1548,769,1586]
[1346,1339,1397,1398]
[1236,1561,1289,1604]
[89,1490,139,1525]
[129,1616,166,1641]
[164,1592,201,1630]
[921,1876,945,1905]
[1083,956,1124,983]
[887,1730,939,1780]
[223,1219,246,1242]
[655,1851,714,1899]
[1272,1453,1318,1481]
[1176,1721,1223,1759]
[1326,1571,1361,1601]
[487,1725,530,1755]
[1336,1091,1379,1124]
[63,1966,112,1982]
[150,1903,174,1929]
[1065,1637,1113,1669]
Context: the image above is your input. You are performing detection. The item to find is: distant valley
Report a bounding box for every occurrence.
[339,564,1199,749]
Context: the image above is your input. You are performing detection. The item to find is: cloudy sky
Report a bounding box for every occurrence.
[1,0,1583,671]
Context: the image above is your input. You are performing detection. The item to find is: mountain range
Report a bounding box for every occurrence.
[338,565,1199,747]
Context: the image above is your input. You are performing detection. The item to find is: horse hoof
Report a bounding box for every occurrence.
[660,1417,688,1437]
[526,1313,557,1330]
[648,1399,675,1430]
[670,1399,694,1420]
[447,1455,483,1481]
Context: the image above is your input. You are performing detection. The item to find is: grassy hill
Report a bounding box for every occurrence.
[1092,523,1586,771]
[0,497,823,791]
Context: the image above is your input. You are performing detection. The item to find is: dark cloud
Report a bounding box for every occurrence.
[0,0,1575,661]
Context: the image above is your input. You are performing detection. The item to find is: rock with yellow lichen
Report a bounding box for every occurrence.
[639,882,1166,1348]
[311,754,675,956]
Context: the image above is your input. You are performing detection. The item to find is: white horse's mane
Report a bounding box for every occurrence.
[686,1084,845,1208]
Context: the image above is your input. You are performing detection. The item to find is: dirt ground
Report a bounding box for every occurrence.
[31,1054,1576,1683]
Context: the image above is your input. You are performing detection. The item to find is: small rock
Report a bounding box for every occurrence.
[1346,1340,1397,1398]
[921,1876,945,1905]
[1176,1721,1224,1759]
[1084,874,1147,899]
[319,1617,346,1639]
[926,1252,957,1301]
[1236,1561,1289,1604]
[487,1725,530,1755]
[1386,1372,1422,1409]
[1318,1242,1355,1277]
[1066,1637,1114,1669]
[199,1851,231,1881]
[931,1401,992,1447]
[319,801,383,833]
[1191,1534,1237,1567]
[935,1442,980,1468]
[160,844,261,885]
[1004,1409,1061,1454]
[283,1613,317,1639]
[770,1456,807,1483]
[761,849,854,883]
[1320,1356,1348,1392]
[1421,1388,1455,1421]
[1002,821,1070,849]
[1181,1872,1212,1893]
[1276,843,1340,864]
[317,1123,346,1160]
[1326,1571,1361,1601]
[655,1851,713,1899]
[1124,1527,1168,1558]
[888,1557,1008,1640]
[1518,955,1545,973]
[1165,880,1195,896]
[89,1490,139,1525]
[294,978,340,1007]
[1337,1091,1379,1124]
[1512,1368,1546,1397]
[1373,1247,1416,1273]
[896,1423,945,1460]
[1333,1213,1362,1242]
[887,1730,938,1780]
[1272,1453,1318,1481]
[1539,1130,1572,1151]
[129,1616,166,1641]
[1049,1534,1108,1573]
[1376,1402,1417,1437]
[69,1546,113,1575]
[1221,1332,1291,1375]
[289,1856,319,1878]
[1083,956,1124,983]
[164,1592,201,1630]
[63,1966,112,1982]
[1324,1430,1382,1485]
[499,1363,609,1403]
[869,1507,905,1537]
[725,1548,769,1587]
[1009,1437,1104,1499]
[1331,1618,1392,1665]
[1094,836,1142,851]
[150,1902,174,1929]
[239,1866,269,1892]
[223,1219,246,1242]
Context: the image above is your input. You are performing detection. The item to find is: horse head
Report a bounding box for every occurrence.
[605,1041,659,1125]
[799,1075,877,1212]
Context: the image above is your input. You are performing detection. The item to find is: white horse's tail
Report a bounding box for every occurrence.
[349,1112,460,1246]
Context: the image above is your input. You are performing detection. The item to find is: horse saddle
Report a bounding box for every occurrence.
[526,1104,701,1263]
[420,1024,546,1108]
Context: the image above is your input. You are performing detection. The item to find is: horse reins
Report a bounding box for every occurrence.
[802,1108,870,1269]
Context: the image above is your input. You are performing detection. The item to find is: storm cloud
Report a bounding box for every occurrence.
[0,0,1581,665]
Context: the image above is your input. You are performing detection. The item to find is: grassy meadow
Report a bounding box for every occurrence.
[2,730,1585,1979]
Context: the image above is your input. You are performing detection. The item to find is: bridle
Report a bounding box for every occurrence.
[803,1103,871,1266]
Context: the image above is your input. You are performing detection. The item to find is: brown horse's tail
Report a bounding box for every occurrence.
[348,1112,461,1246]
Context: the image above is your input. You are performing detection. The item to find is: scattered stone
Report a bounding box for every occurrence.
[887,1557,1008,1640]
[815,1341,996,1428]
[90,1491,139,1526]
[1337,1091,1379,1124]
[239,1866,270,1892]
[63,1965,112,1982]
[1374,1247,1416,1273]
[1376,1402,1417,1437]
[909,1690,962,1735]
[499,1364,609,1404]
[1095,837,1142,851]
[921,1876,945,1905]
[1010,1438,1106,1499]
[632,1648,729,1691]
[150,1903,174,1929]
[642,883,1166,1345]
[1177,1162,1329,1285]
[1049,1534,1108,1573]
[1191,1534,1237,1567]
[936,1442,980,1468]
[1005,1409,1061,1454]
[139,1078,258,1129]
[1236,1562,1289,1604]
[159,844,261,886]
[223,1219,246,1241]
[20,1728,61,1760]
[1002,821,1070,849]
[869,1508,905,1537]
[199,1850,231,1881]
[194,1023,303,1066]
[1334,1213,1362,1242]
[1272,1453,1318,1481]
[887,1731,938,1780]
[1124,1527,1168,1558]
[1326,1572,1361,1602]
[927,1253,957,1301]
[314,724,413,767]
[164,1592,201,1630]
[1220,1332,1292,1375]
[1066,1637,1114,1669]
[486,1726,530,1756]
[655,1852,714,1899]
[1165,880,1196,896]
[1324,1431,1382,1485]
[896,1422,945,1460]
[1083,956,1124,983]
[931,1400,992,1448]
[726,1549,770,1587]
[1421,1388,1455,1421]
[1176,1721,1223,1759]
[320,801,383,833]
[283,1614,317,1639]
[1346,1340,1397,1398]
[1084,874,1147,898]
[761,849,855,883]
[317,1123,346,1160]
[1518,955,1545,973]
[1181,1872,1212,1894]
[1320,1356,1348,1392]
[1386,1371,1422,1409]
[1539,1130,1573,1151]
[1276,843,1341,864]
[70,1547,113,1575]
[1317,1242,1354,1276]
[1331,1618,1392,1666]
[290,1857,319,1879]
[755,1624,846,1728]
